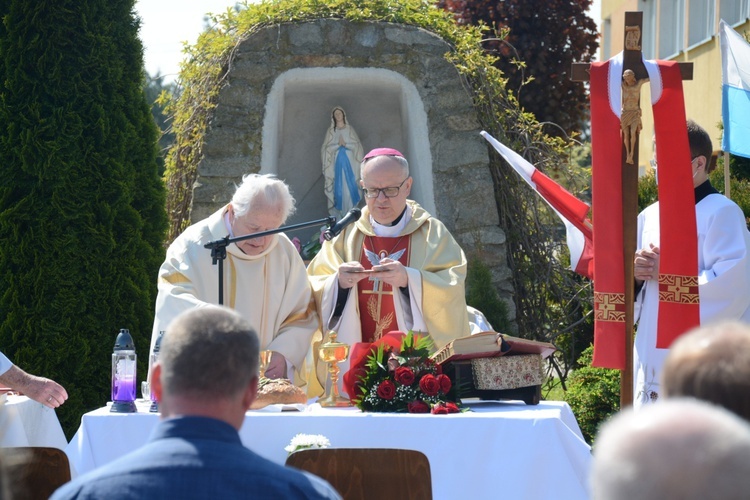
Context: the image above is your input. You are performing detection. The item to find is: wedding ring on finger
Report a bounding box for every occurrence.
[48,396,53,402]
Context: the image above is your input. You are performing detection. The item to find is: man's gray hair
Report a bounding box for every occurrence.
[663,321,750,421]
[590,398,750,500]
[231,173,296,222]
[360,154,409,178]
[160,307,259,399]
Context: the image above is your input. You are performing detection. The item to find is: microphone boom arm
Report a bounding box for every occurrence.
[204,215,336,305]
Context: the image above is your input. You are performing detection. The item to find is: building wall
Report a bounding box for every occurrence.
[600,0,750,171]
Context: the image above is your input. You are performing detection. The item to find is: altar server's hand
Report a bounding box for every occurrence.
[371,258,408,289]
[338,262,369,289]
[634,244,660,284]
[264,352,288,380]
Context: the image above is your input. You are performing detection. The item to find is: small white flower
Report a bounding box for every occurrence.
[285,433,331,454]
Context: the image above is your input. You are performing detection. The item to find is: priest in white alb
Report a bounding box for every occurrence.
[150,174,317,383]
[306,148,471,397]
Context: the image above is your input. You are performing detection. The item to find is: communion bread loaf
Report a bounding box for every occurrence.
[250,377,307,409]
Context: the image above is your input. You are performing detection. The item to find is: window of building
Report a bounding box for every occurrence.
[688,0,715,47]
[659,0,686,58]
[602,17,612,59]
[640,0,658,58]
[720,0,750,25]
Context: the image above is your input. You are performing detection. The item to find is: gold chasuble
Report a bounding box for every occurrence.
[306,200,470,396]
[358,236,410,342]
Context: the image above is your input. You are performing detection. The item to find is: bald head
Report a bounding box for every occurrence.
[662,321,750,421]
[591,398,750,500]
[359,152,412,225]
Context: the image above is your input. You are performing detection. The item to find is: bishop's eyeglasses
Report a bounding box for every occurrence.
[361,178,408,199]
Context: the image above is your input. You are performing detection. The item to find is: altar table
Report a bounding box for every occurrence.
[0,394,68,450]
[66,399,591,500]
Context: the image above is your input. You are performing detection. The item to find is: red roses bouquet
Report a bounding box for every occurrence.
[354,331,462,414]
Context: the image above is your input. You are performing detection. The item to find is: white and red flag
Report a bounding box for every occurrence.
[481,131,594,279]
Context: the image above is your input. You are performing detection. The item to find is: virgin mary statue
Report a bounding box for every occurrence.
[321,106,364,217]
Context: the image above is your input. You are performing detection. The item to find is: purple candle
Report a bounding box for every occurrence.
[113,375,136,401]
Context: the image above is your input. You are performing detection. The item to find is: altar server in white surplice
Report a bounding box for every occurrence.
[633,120,750,407]
[150,174,317,382]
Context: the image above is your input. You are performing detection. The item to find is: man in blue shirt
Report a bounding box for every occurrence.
[52,307,340,500]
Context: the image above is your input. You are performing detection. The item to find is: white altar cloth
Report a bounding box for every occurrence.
[65,399,591,500]
[0,394,68,450]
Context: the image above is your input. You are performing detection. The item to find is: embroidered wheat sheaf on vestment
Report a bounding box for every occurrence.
[658,274,699,304]
[594,292,626,322]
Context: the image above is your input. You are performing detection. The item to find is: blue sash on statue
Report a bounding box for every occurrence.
[334,146,361,211]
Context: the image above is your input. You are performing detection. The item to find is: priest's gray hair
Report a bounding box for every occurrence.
[590,398,750,500]
[231,173,296,222]
[160,307,259,399]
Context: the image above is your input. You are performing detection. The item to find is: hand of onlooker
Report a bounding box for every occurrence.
[15,369,68,409]
[338,262,369,289]
[264,352,288,380]
[371,258,408,289]
[634,244,660,284]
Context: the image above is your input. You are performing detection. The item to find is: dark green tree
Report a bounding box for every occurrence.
[0,0,167,436]
[144,72,179,176]
[437,0,599,137]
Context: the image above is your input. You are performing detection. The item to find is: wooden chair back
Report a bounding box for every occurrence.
[286,448,432,500]
[2,446,71,499]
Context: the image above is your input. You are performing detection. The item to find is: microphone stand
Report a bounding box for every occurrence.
[204,216,336,305]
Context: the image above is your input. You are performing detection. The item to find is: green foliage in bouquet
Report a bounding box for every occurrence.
[564,345,620,444]
[356,332,461,414]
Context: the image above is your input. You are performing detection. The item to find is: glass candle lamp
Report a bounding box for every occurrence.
[149,330,164,413]
[110,328,137,413]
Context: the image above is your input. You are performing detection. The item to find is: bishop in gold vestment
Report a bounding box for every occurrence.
[307,149,470,396]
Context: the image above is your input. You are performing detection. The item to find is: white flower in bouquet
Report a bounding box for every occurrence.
[285,433,331,455]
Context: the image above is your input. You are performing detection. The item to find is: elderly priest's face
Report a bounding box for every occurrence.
[228,201,285,256]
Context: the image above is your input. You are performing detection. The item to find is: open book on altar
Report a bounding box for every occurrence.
[431,331,556,365]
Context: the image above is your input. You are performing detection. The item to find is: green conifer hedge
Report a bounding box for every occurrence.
[0,0,167,436]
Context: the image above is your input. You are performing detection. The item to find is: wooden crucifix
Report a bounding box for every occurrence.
[571,11,693,408]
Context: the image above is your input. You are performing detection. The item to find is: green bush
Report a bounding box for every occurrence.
[0,0,167,437]
[564,345,620,444]
[466,258,511,333]
[710,162,750,227]
[637,170,659,212]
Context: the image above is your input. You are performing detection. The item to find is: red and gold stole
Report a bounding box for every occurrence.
[652,62,700,347]
[590,59,627,369]
[589,57,699,369]
[357,236,411,343]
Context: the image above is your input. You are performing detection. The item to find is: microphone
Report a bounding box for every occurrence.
[323,208,362,241]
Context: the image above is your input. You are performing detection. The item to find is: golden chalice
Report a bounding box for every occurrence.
[259,350,273,378]
[318,330,351,407]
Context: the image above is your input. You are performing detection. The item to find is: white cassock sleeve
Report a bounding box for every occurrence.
[696,200,750,322]
[0,351,12,376]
